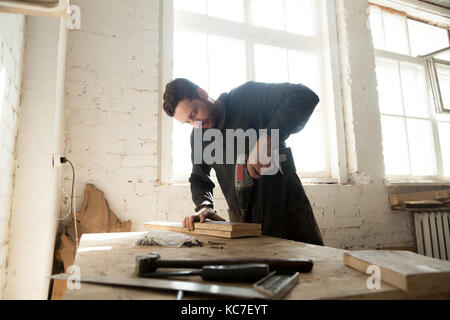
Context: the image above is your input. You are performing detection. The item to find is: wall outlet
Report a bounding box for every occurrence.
[52,154,62,168]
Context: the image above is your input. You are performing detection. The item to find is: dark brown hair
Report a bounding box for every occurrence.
[163,78,200,117]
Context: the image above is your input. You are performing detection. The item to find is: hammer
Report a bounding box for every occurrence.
[135,252,313,277]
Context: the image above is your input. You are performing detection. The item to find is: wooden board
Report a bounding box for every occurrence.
[344,250,450,292]
[144,221,262,239]
[404,200,445,208]
[190,221,261,231]
[389,189,450,207]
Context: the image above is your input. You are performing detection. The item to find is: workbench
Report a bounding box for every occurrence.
[61,232,449,300]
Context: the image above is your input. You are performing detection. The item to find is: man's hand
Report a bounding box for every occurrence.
[247,134,272,179]
[182,207,225,231]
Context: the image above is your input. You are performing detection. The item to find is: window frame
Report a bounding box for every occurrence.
[158,0,347,185]
[369,3,450,182]
[425,49,450,114]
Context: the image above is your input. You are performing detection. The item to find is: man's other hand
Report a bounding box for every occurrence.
[247,134,272,179]
[182,207,225,231]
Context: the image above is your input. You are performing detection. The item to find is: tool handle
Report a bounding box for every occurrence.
[139,264,269,283]
[140,270,201,278]
[155,258,313,272]
[201,264,269,282]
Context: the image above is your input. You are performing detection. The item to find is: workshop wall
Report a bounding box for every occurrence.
[61,0,415,252]
[5,16,63,300]
[0,13,25,299]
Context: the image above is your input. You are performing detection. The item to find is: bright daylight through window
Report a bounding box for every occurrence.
[369,5,450,180]
[169,0,334,182]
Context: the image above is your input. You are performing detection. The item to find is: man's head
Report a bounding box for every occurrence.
[163,78,220,129]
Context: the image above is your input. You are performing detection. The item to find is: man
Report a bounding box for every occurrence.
[163,79,324,245]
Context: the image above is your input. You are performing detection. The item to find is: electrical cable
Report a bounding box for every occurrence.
[57,182,72,221]
[60,157,78,256]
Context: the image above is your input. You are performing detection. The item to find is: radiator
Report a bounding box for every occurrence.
[414,211,450,260]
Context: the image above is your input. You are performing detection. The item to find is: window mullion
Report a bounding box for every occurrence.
[425,61,445,178]
[244,0,253,82]
[244,0,251,25]
[381,11,387,51]
[397,61,413,176]
[247,40,255,81]
[404,15,413,56]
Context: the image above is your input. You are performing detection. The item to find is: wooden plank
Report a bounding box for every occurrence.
[0,0,70,17]
[343,250,450,292]
[389,189,450,207]
[191,221,261,231]
[144,221,262,239]
[404,200,444,208]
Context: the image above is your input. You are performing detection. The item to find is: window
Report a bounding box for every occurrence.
[369,5,450,180]
[161,0,346,183]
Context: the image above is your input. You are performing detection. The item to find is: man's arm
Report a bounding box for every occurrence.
[184,129,224,230]
[189,163,215,212]
[264,83,320,142]
[241,82,320,178]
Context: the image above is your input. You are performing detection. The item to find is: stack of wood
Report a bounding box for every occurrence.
[389,189,450,210]
[52,183,131,299]
[144,221,262,239]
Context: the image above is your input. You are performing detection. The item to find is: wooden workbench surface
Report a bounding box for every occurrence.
[62,232,448,300]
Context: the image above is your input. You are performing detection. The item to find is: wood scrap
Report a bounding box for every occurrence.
[144,221,262,239]
[403,200,445,208]
[343,250,450,292]
[389,189,450,210]
[65,183,131,242]
[52,183,131,300]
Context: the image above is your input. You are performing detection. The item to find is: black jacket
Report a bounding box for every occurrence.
[188,81,323,245]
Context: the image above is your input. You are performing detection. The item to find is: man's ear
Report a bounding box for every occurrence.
[197,87,209,100]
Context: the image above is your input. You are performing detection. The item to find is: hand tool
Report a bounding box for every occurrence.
[139,263,270,283]
[135,252,313,276]
[51,270,298,299]
[235,154,254,216]
[253,271,300,299]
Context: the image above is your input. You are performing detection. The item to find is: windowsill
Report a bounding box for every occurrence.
[301,177,338,185]
[159,176,341,187]
[385,179,450,187]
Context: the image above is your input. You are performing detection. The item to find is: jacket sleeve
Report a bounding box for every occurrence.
[263,83,320,142]
[188,129,215,212]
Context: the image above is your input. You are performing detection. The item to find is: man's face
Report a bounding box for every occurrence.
[173,98,215,129]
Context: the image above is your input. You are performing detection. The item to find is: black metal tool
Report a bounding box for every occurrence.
[135,252,314,276]
[139,263,270,283]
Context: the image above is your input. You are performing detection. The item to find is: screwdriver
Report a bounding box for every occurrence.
[139,263,270,283]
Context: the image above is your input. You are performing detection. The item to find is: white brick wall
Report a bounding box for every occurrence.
[0,12,25,299]
[62,0,417,253]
